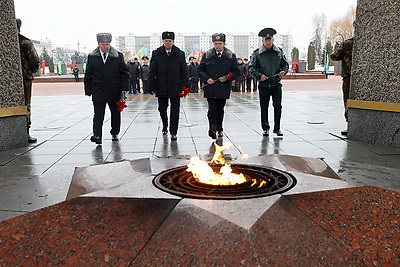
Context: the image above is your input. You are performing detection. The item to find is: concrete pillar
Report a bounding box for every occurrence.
[0,0,28,151]
[348,0,400,147]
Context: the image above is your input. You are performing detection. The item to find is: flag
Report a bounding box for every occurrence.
[57,61,62,75]
[124,51,133,61]
[41,60,46,75]
[324,53,330,73]
[136,47,145,60]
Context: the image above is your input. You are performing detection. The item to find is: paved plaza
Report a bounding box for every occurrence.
[0,76,399,222]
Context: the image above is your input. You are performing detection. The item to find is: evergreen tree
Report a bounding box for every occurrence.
[291,47,299,62]
[48,57,55,73]
[41,47,52,66]
[307,43,316,70]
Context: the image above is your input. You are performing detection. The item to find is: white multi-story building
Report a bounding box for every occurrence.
[116,32,293,61]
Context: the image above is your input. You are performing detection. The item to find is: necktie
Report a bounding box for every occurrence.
[217,52,222,58]
[167,51,171,56]
[103,53,107,61]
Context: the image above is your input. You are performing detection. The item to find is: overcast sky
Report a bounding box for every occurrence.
[14,0,357,53]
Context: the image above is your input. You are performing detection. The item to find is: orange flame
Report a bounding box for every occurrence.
[186,142,268,187]
[186,142,247,185]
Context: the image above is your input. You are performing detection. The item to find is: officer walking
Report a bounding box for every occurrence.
[198,33,239,139]
[16,18,40,143]
[148,31,190,141]
[84,33,129,145]
[249,28,289,137]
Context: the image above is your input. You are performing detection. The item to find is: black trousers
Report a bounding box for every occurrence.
[207,98,226,132]
[93,102,121,139]
[142,80,148,94]
[246,77,252,92]
[158,97,180,135]
[190,79,199,93]
[258,83,282,132]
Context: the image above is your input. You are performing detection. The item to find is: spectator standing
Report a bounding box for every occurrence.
[16,18,40,143]
[72,66,80,82]
[188,56,199,93]
[140,56,150,94]
[243,58,252,92]
[330,37,354,136]
[235,58,246,92]
[127,57,140,94]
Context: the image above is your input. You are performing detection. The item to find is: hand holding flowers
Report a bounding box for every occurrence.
[116,92,127,112]
[200,72,233,90]
[178,86,190,97]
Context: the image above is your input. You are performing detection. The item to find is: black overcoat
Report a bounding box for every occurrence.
[188,62,199,82]
[197,48,239,99]
[148,45,189,98]
[84,46,129,103]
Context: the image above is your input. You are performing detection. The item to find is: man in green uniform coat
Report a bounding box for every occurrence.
[249,28,289,137]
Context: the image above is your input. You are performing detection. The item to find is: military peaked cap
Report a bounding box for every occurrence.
[212,33,226,42]
[16,18,22,29]
[258,28,277,39]
[142,56,149,60]
[162,31,175,40]
[96,33,112,43]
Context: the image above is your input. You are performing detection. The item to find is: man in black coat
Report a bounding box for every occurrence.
[198,33,239,139]
[148,31,190,141]
[188,56,199,93]
[140,56,150,94]
[84,33,129,145]
[127,57,141,94]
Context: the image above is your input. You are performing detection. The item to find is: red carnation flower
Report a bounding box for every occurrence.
[178,86,190,97]
[116,93,127,112]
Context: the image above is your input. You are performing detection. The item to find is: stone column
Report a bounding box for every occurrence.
[0,0,28,151]
[348,0,400,147]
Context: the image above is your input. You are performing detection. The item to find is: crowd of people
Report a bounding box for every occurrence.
[122,53,260,94]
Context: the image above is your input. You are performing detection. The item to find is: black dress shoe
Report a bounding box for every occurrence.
[112,135,119,141]
[273,130,283,136]
[162,127,168,135]
[217,131,223,138]
[28,135,37,143]
[171,135,177,141]
[263,131,269,136]
[208,130,217,139]
[90,136,102,144]
[341,130,348,136]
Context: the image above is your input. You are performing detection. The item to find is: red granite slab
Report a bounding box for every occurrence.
[132,199,260,266]
[287,186,400,265]
[0,197,179,266]
[250,196,362,265]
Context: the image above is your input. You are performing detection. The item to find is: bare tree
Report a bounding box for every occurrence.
[329,6,356,45]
